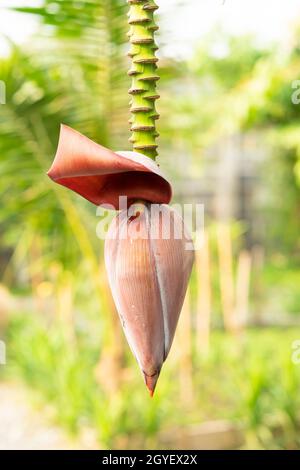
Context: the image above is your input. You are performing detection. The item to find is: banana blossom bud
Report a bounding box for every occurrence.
[48,125,194,395]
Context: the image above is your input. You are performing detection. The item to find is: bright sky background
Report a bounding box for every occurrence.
[1,0,300,56]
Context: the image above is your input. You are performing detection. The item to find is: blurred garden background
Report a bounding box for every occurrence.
[1,0,300,450]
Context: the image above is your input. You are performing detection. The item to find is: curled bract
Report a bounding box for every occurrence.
[47,125,172,209]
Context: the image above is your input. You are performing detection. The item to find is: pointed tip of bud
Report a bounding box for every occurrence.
[143,370,160,397]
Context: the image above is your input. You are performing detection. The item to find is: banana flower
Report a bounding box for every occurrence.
[48,124,194,396]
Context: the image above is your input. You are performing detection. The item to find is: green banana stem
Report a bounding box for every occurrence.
[128,0,160,160]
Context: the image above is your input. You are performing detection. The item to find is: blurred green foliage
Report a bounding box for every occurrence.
[0,0,130,321]
[4,313,300,449]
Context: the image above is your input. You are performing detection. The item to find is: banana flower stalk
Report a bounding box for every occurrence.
[47,1,194,396]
